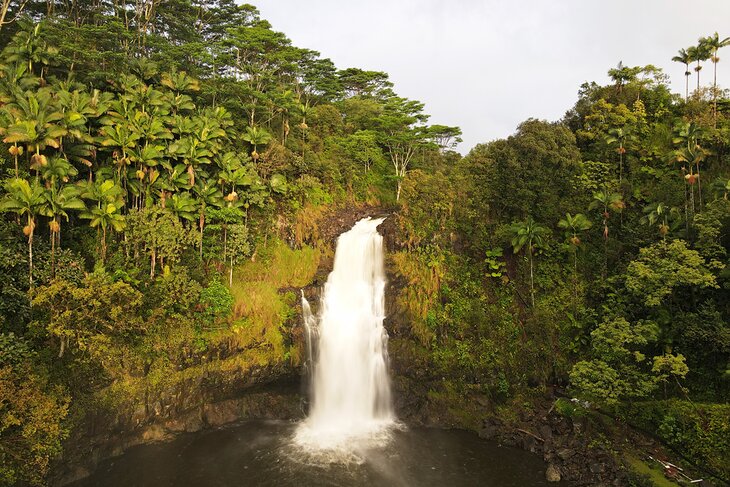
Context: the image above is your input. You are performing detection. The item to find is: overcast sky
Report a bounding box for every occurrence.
[253,0,730,153]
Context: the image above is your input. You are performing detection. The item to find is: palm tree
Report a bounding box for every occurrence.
[672,48,692,101]
[40,183,86,276]
[641,202,680,240]
[2,88,65,177]
[128,144,164,209]
[169,135,213,187]
[0,178,45,285]
[76,177,125,207]
[193,177,223,260]
[558,213,592,307]
[509,216,549,307]
[2,22,58,81]
[687,43,711,93]
[99,123,140,185]
[161,70,200,95]
[79,201,125,264]
[673,122,708,209]
[242,126,272,162]
[77,178,125,263]
[605,126,633,185]
[700,33,730,125]
[167,191,198,224]
[607,61,640,93]
[590,190,624,277]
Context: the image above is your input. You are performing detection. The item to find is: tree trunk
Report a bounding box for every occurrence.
[223,224,227,261]
[696,162,703,209]
[28,220,33,287]
[682,179,689,236]
[150,248,156,278]
[619,146,623,185]
[51,228,56,278]
[528,245,535,307]
[199,210,204,260]
[229,256,233,287]
[713,55,718,127]
[101,226,107,264]
[696,61,701,91]
[396,179,402,202]
[573,248,578,314]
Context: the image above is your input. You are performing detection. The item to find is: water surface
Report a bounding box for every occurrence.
[70,420,559,487]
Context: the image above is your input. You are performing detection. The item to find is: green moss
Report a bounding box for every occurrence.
[625,455,679,487]
[426,381,485,430]
[235,239,320,289]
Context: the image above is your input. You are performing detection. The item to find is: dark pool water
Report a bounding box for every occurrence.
[69,420,561,487]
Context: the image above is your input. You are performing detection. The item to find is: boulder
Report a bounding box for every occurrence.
[545,464,561,482]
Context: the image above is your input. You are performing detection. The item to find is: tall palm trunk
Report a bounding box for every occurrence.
[682,175,689,236]
[101,225,107,264]
[619,144,624,185]
[528,243,535,307]
[150,248,156,278]
[199,209,205,260]
[572,247,578,314]
[695,61,701,91]
[696,161,703,209]
[685,65,689,101]
[51,227,56,278]
[27,215,34,287]
[712,53,719,126]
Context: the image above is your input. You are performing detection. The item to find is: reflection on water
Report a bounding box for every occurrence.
[69,420,561,487]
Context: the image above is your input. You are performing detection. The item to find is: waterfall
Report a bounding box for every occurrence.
[301,290,318,385]
[296,217,394,451]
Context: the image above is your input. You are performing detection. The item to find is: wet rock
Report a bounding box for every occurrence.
[557,448,575,460]
[545,464,561,482]
[521,434,538,453]
[538,424,553,443]
[59,466,90,486]
[141,424,169,442]
[204,400,241,427]
[478,424,499,440]
[590,463,606,474]
[164,410,203,433]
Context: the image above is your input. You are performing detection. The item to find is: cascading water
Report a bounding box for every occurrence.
[296,217,394,452]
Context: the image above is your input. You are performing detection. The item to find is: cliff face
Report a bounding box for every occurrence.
[55,353,303,485]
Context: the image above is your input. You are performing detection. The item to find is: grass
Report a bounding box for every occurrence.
[235,238,320,288]
[625,454,680,487]
[225,238,320,357]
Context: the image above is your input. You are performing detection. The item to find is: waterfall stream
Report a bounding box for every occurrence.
[296,217,394,452]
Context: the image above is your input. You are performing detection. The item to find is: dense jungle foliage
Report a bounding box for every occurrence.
[0,1,727,485]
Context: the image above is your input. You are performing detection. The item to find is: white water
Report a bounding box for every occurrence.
[295,217,394,453]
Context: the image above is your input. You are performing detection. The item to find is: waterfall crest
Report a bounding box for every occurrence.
[296,217,394,451]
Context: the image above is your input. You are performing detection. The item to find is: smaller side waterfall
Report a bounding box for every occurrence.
[300,290,318,385]
[296,217,394,452]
